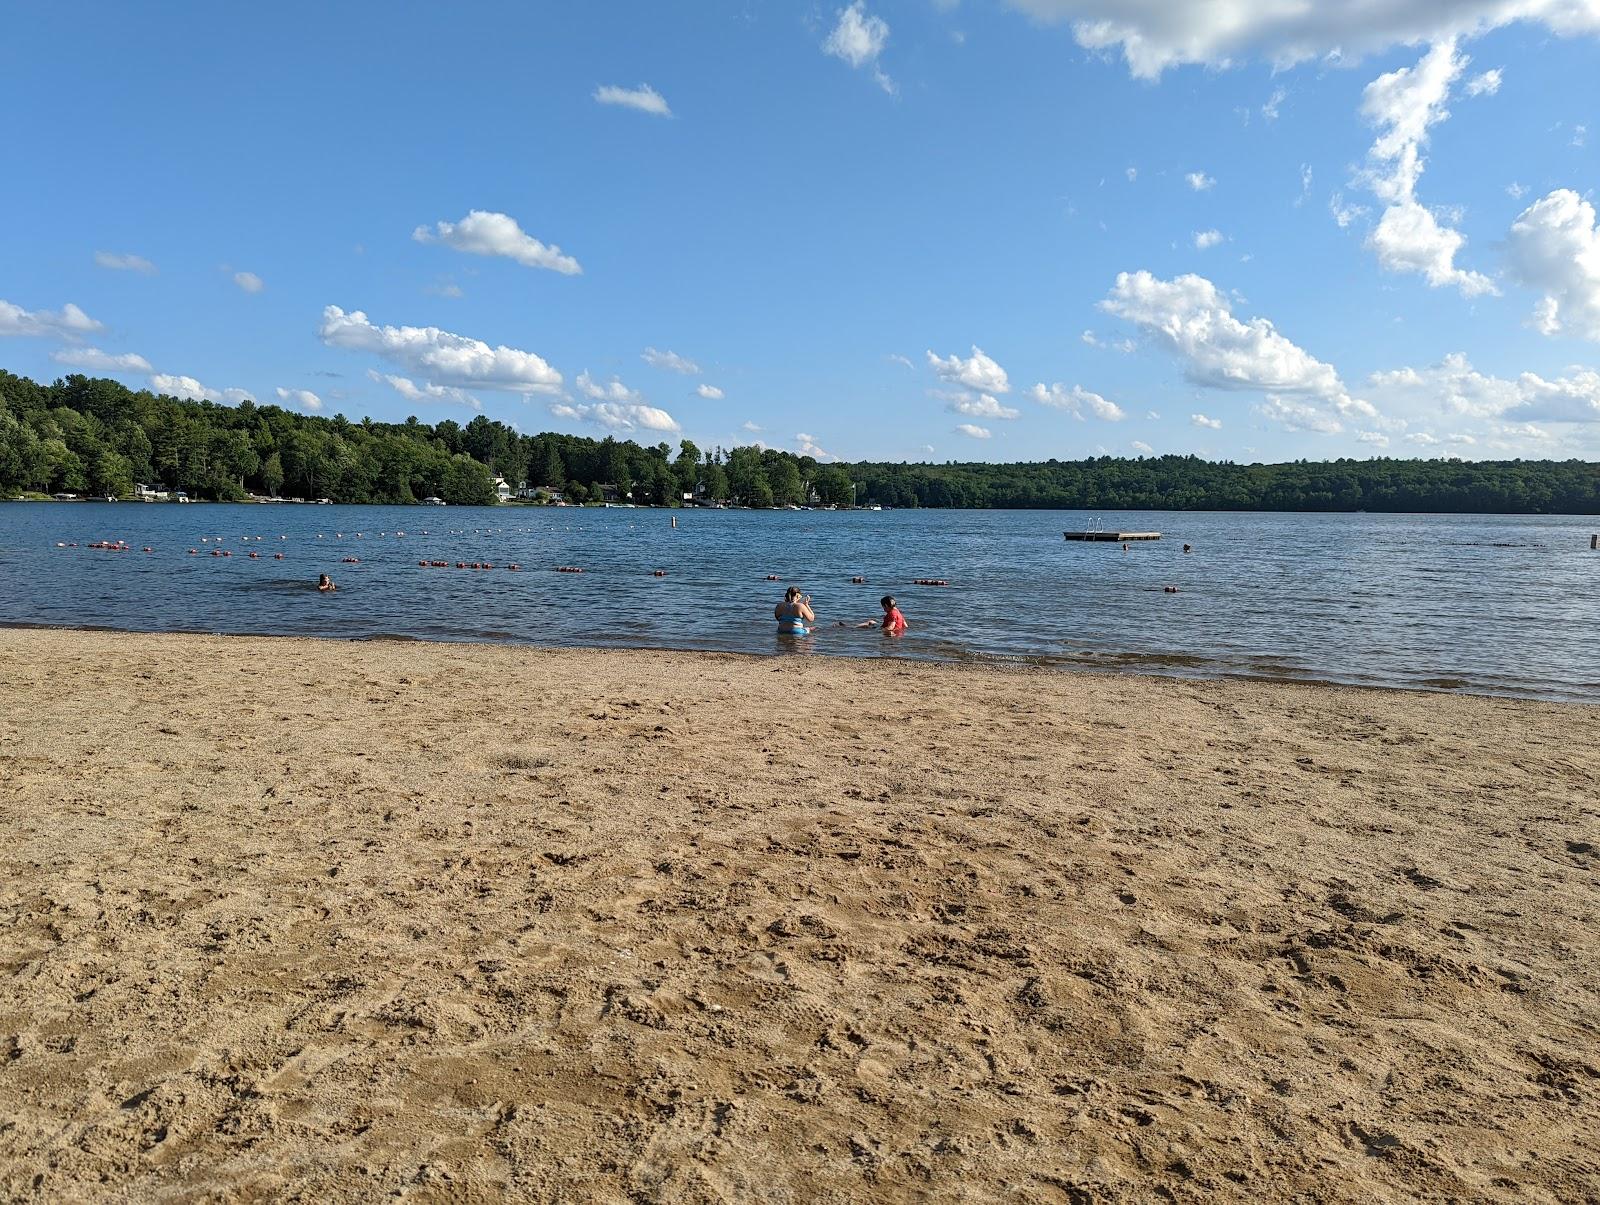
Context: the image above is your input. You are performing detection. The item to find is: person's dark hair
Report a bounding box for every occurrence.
[881,595,895,609]
[785,585,802,601]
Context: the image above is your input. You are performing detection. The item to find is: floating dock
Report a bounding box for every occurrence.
[1063,531,1161,542]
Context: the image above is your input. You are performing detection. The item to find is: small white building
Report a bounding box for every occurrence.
[492,476,512,502]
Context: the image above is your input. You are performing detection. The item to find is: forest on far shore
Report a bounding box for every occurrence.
[2,370,1596,513]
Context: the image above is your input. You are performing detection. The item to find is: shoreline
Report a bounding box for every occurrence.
[2,628,1596,1200]
[0,619,1589,706]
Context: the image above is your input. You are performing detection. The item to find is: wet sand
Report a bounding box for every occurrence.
[0,628,1596,1202]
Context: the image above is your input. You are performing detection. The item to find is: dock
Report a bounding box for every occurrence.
[1063,531,1161,542]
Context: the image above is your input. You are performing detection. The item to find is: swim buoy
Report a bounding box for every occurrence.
[1164,585,1180,593]
[912,578,949,587]
[248,552,260,558]
[142,547,153,553]
[222,551,232,557]
[652,569,667,577]
[188,548,198,555]
[851,576,865,584]
[765,574,780,581]
[342,557,360,563]
[274,553,285,560]
[419,560,429,567]
[507,564,520,571]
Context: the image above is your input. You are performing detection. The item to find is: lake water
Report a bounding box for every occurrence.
[2,502,1596,703]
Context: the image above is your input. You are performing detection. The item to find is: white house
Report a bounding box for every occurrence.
[492,476,512,502]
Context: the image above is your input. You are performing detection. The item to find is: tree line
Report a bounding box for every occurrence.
[1,370,1595,513]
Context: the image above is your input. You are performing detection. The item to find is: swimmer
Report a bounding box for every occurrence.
[1183,543,1192,554]
[775,585,815,635]
[317,574,337,592]
[850,595,908,635]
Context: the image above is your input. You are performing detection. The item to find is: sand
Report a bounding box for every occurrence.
[0,628,1596,1203]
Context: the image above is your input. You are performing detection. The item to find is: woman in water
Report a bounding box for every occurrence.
[775,585,815,635]
[317,574,337,592]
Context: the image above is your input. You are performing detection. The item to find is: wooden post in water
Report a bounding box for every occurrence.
[1592,533,1597,550]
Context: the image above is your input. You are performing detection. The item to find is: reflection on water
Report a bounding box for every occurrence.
[1,502,1596,702]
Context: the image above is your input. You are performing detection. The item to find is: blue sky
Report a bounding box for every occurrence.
[3,1,1598,463]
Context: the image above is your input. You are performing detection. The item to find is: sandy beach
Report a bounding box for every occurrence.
[0,628,1596,1202]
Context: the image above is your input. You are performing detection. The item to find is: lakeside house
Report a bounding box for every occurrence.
[134,483,169,501]
[492,476,512,502]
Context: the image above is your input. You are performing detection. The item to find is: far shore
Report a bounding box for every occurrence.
[1,628,1595,1201]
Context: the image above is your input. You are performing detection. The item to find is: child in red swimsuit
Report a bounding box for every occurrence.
[849,595,907,634]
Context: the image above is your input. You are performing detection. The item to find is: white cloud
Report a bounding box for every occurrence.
[149,374,253,405]
[1355,430,1391,447]
[1261,87,1286,121]
[642,347,700,374]
[233,271,265,294]
[927,345,1010,393]
[367,369,481,411]
[275,387,323,411]
[1505,189,1600,341]
[1574,123,1588,148]
[94,250,156,275]
[0,300,102,338]
[593,83,671,117]
[948,393,1021,420]
[1329,193,1370,228]
[696,383,725,400]
[954,423,992,439]
[1465,67,1502,95]
[1125,166,1138,182]
[1506,181,1527,200]
[1130,440,1154,454]
[1191,413,1222,429]
[1406,431,1442,446]
[1256,396,1344,433]
[1368,353,1600,423]
[1002,1,1600,79]
[1029,382,1126,421]
[741,420,764,433]
[427,282,464,299]
[413,210,581,276]
[1101,270,1375,426]
[319,305,563,395]
[1082,329,1136,353]
[1193,228,1224,249]
[549,400,680,433]
[824,1,895,93]
[1297,164,1314,204]
[887,353,914,368]
[50,347,152,373]
[1355,41,1497,297]
[1185,171,1215,191]
[576,371,641,402]
[796,433,835,460]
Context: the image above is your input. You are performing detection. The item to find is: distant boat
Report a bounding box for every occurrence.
[421,496,446,506]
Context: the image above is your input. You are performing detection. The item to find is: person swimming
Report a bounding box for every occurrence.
[850,595,907,634]
[317,573,337,592]
[775,585,815,635]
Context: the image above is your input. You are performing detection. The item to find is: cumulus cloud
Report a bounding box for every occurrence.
[1001,0,1600,79]
[1101,270,1374,429]
[593,83,671,116]
[1131,439,1154,454]
[1255,396,1343,433]
[413,210,581,275]
[1355,430,1391,447]
[741,420,764,433]
[367,369,481,410]
[947,393,1021,420]
[50,347,152,373]
[233,271,265,293]
[796,433,835,460]
[576,371,641,402]
[927,345,1010,394]
[1191,413,1222,429]
[549,400,680,433]
[319,305,562,395]
[1185,171,1215,191]
[1354,41,1497,297]
[1193,229,1224,249]
[953,423,992,439]
[1329,193,1369,228]
[275,387,323,411]
[149,374,253,405]
[1082,329,1136,353]
[1505,189,1600,341]
[1465,67,1503,95]
[0,300,102,338]
[1368,353,1600,423]
[696,383,725,400]
[642,347,700,374]
[94,250,156,275]
[1029,382,1126,421]
[824,1,895,93]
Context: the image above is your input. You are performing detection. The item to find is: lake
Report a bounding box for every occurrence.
[2,502,1596,702]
